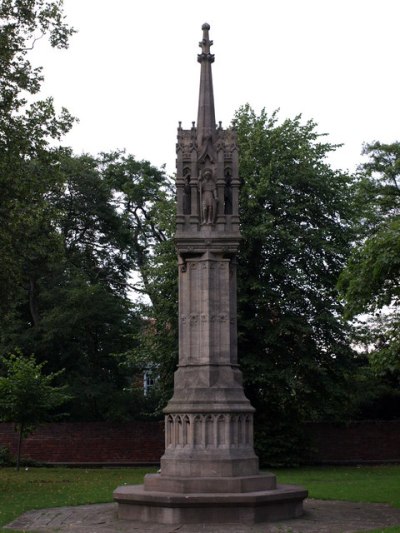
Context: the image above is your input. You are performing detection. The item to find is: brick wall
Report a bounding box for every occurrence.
[0,420,399,465]
[307,420,400,464]
[0,421,164,465]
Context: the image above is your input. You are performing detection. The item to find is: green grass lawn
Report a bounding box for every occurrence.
[0,464,399,532]
[0,465,157,532]
[276,465,400,508]
[276,465,400,533]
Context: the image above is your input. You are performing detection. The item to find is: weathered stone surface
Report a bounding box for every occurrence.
[159,21,261,487]
[114,22,307,524]
[114,484,308,524]
[6,499,400,532]
[143,472,277,493]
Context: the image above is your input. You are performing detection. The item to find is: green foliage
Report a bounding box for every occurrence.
[254,416,313,467]
[0,353,69,428]
[0,446,13,467]
[0,1,75,313]
[0,151,173,421]
[340,219,400,315]
[338,141,400,383]
[234,105,359,464]
[101,151,178,412]
[0,353,70,469]
[127,231,179,413]
[0,0,75,132]
[100,150,175,302]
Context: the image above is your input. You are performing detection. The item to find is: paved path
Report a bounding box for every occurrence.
[5,499,400,533]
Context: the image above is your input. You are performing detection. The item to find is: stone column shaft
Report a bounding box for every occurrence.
[114,25,307,523]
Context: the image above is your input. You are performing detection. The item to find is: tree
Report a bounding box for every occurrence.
[0,150,177,420]
[0,3,177,420]
[338,141,400,383]
[101,151,178,412]
[0,353,70,470]
[234,105,359,464]
[51,151,177,417]
[0,152,137,420]
[0,0,75,312]
[0,0,74,127]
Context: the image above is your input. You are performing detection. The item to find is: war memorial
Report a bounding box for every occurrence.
[113,23,307,525]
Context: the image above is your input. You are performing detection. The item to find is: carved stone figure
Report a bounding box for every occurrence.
[224,167,233,215]
[200,168,217,224]
[114,23,307,526]
[182,174,191,214]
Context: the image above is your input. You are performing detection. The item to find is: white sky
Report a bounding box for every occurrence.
[31,0,400,176]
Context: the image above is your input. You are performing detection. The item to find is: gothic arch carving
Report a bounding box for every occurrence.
[165,413,254,450]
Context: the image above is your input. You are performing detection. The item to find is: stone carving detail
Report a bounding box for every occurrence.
[183,168,191,215]
[224,167,233,215]
[182,261,226,271]
[180,313,228,324]
[199,168,218,224]
[224,128,238,157]
[165,413,254,449]
[189,313,199,326]
[177,129,197,158]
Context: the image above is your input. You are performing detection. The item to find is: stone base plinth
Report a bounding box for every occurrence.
[143,472,276,493]
[113,482,307,525]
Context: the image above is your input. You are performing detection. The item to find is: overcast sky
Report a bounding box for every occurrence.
[31,0,400,175]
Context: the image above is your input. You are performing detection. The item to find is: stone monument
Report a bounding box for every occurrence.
[114,23,307,525]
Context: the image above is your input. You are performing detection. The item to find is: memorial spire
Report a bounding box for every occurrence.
[197,23,216,149]
[114,23,307,524]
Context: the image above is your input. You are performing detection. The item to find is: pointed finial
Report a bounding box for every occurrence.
[198,22,214,63]
[196,23,216,148]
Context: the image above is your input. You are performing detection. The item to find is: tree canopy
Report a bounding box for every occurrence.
[0,149,174,420]
[232,105,359,463]
[0,0,75,312]
[338,141,400,383]
[0,352,70,470]
[0,2,174,419]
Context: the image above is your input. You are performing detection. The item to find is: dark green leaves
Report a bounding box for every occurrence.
[339,142,400,380]
[234,105,358,463]
[0,352,70,469]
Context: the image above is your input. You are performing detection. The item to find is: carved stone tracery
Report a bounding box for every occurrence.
[165,413,254,450]
[176,128,239,226]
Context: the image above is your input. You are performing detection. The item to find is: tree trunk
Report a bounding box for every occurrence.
[29,277,40,327]
[16,423,24,472]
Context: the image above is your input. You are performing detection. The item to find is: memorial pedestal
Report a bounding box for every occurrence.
[114,480,307,525]
[114,22,307,525]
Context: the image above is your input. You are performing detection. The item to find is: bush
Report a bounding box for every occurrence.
[0,445,14,466]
